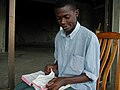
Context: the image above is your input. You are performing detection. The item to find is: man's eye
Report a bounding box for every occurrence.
[56,17,61,20]
[65,16,70,19]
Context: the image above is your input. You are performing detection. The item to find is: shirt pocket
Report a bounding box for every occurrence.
[70,54,85,75]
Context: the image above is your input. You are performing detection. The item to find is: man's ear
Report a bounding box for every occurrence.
[75,9,79,17]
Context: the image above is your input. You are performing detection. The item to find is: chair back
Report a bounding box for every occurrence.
[96,32,120,90]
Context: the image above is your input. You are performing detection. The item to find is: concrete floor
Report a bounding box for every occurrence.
[0,46,54,90]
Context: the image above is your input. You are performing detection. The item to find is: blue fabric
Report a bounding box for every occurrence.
[54,22,100,90]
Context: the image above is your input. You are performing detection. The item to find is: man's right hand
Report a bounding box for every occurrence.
[44,64,57,75]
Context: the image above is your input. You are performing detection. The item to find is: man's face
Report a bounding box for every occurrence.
[55,5,79,32]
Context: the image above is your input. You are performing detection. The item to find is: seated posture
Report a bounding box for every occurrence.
[44,0,100,90]
[15,0,100,90]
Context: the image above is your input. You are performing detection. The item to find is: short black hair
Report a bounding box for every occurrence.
[55,0,77,10]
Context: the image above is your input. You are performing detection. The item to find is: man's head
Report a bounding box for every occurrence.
[55,0,79,33]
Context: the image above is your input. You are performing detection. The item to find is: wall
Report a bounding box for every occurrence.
[78,3,93,31]
[15,1,94,47]
[0,0,6,52]
[0,0,105,50]
[112,0,120,32]
[15,1,58,47]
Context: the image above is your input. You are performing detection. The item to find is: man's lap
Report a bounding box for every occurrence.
[14,81,74,90]
[14,82,35,90]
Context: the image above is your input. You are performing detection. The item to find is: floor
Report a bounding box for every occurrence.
[0,46,54,90]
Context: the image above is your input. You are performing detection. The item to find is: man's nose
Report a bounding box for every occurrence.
[61,18,66,24]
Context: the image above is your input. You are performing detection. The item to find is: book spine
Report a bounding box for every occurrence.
[21,76,32,86]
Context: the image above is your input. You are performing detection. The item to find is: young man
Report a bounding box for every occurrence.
[15,0,100,90]
[44,0,100,90]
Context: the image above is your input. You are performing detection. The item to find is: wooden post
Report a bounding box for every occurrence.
[8,0,16,89]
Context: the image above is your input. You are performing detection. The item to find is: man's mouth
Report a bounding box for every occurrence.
[62,26,68,30]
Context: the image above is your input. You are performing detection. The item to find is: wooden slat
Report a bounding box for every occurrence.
[101,39,118,90]
[100,39,112,75]
[96,39,112,90]
[100,39,107,60]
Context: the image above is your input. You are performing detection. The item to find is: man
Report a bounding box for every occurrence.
[44,0,100,90]
[15,0,100,90]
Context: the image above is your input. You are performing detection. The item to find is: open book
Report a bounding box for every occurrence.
[21,70,71,90]
[21,71,45,86]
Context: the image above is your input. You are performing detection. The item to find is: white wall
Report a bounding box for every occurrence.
[112,0,120,32]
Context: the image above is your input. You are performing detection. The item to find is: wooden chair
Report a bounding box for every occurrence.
[96,32,120,90]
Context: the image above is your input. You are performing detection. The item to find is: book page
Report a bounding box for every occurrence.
[32,70,55,89]
[59,84,71,90]
[21,71,45,86]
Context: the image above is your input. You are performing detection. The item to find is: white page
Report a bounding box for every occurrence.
[21,71,45,86]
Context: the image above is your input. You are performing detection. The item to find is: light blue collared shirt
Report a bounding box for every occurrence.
[54,22,100,90]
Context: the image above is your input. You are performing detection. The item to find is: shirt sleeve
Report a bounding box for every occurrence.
[83,35,100,82]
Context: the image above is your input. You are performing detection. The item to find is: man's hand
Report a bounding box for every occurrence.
[44,64,57,75]
[46,77,66,90]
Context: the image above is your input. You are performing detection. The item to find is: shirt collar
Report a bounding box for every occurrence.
[60,22,80,39]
